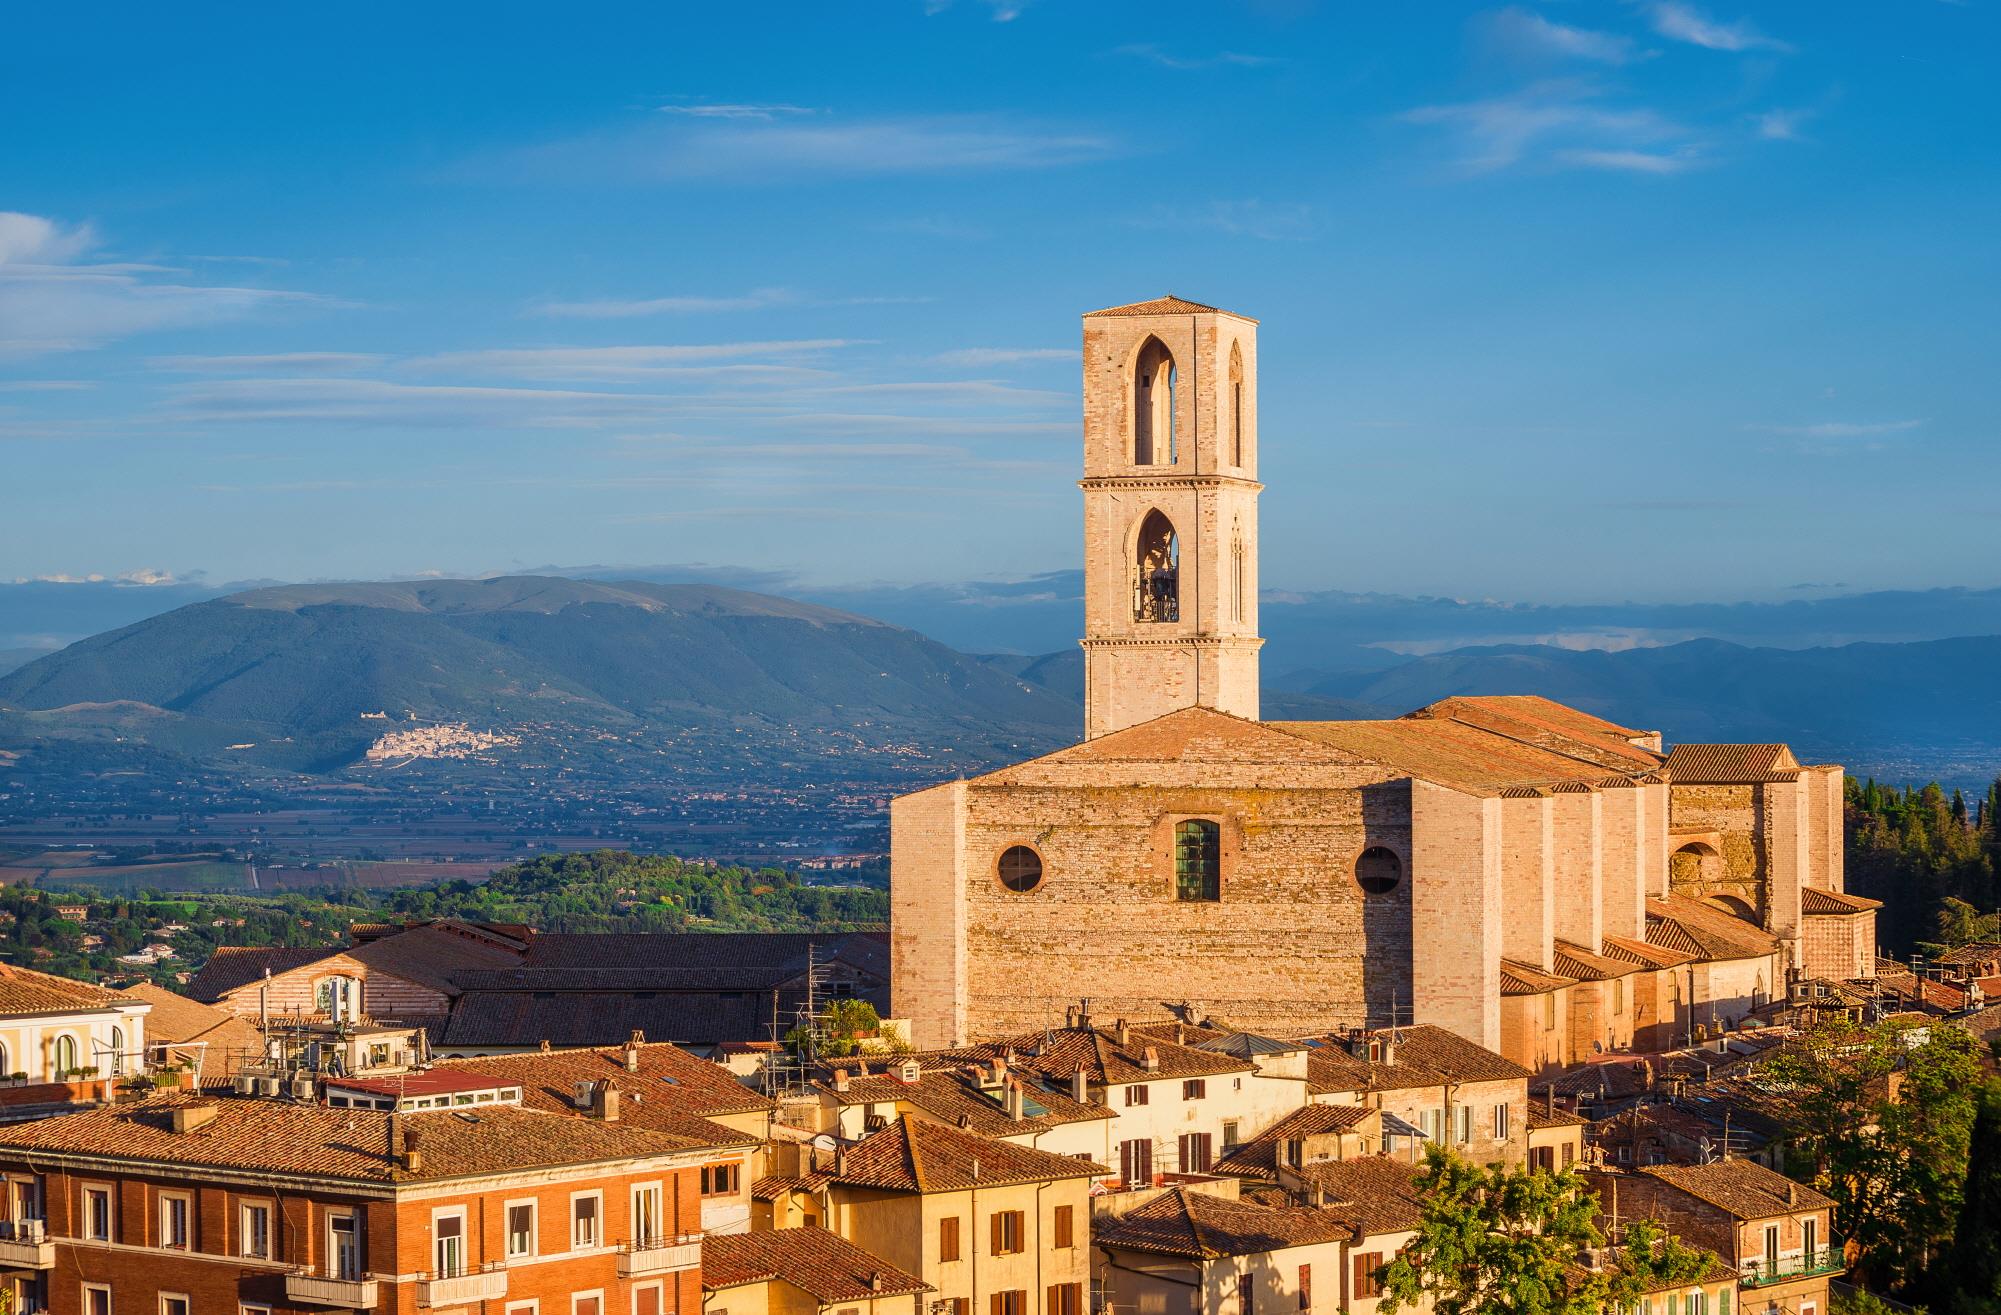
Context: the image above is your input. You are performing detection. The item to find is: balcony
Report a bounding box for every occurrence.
[617,1233,703,1277]
[284,1272,380,1308]
[0,1219,54,1269]
[1741,1249,1844,1288]
[417,1265,508,1305]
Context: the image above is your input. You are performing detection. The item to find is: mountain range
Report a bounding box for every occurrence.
[2,573,1998,792]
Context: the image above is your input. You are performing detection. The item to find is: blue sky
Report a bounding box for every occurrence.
[3,1,1997,604]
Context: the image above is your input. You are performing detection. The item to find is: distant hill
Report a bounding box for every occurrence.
[0,576,1079,776]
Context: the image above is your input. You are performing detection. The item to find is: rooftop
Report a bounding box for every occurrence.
[703,1227,930,1302]
[1213,1104,1379,1180]
[834,1115,1105,1193]
[1644,1160,1835,1219]
[1300,1024,1531,1093]
[1285,1156,1427,1236]
[1083,295,1251,320]
[0,961,136,1016]
[1660,743,1800,785]
[1094,1187,1349,1258]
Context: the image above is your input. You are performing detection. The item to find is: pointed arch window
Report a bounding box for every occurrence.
[1230,521,1246,624]
[1228,340,1244,468]
[1134,510,1179,623]
[1134,337,1176,466]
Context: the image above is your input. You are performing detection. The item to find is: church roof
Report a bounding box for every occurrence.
[1800,888,1881,915]
[1660,743,1800,783]
[1402,696,1664,773]
[1084,295,1253,319]
[1645,896,1781,962]
[1271,717,1634,796]
[971,706,1387,787]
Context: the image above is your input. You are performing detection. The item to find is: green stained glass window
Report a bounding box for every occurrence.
[1174,819,1221,902]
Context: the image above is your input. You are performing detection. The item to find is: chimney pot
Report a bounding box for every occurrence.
[834,1069,850,1094]
[1115,1019,1129,1047]
[1143,1046,1159,1072]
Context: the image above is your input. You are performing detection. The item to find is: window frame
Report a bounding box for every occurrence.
[432,1205,468,1279]
[631,1282,665,1315]
[573,1292,606,1315]
[1172,818,1222,902]
[990,1208,1025,1257]
[83,1284,112,1315]
[630,1180,665,1249]
[1124,1084,1150,1107]
[159,1296,192,1315]
[571,1189,605,1251]
[699,1161,740,1197]
[505,1197,538,1260]
[1182,1078,1206,1101]
[238,1197,273,1260]
[326,1208,362,1280]
[939,1214,961,1262]
[157,1189,191,1251]
[1052,1203,1074,1249]
[82,1182,114,1243]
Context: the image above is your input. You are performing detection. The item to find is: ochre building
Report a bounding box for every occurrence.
[892,297,1875,1067]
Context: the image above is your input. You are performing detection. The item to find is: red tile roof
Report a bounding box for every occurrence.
[1094,1187,1349,1258]
[1660,744,1800,784]
[1286,1156,1426,1236]
[1214,1103,1379,1179]
[1299,1024,1530,1093]
[1800,888,1882,915]
[1644,1159,1835,1220]
[1084,296,1246,319]
[436,1041,769,1145]
[1553,940,1644,982]
[0,962,131,1015]
[1500,960,1578,997]
[703,1227,930,1301]
[834,1115,1104,1192]
[1646,897,1780,963]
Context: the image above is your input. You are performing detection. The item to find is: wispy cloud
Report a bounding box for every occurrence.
[656,103,814,120]
[1754,107,1811,141]
[1114,44,1281,70]
[930,347,1076,366]
[0,212,330,355]
[921,0,1029,22]
[405,341,858,382]
[1129,199,1317,240]
[533,289,797,318]
[0,379,92,392]
[149,352,388,374]
[12,568,187,586]
[1402,81,1691,174]
[1755,419,1925,439]
[166,377,694,428]
[1482,8,1639,65]
[497,111,1115,184]
[1644,2,1792,53]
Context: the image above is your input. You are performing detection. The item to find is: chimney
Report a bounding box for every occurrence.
[1785,1182,1798,1207]
[169,1105,218,1135]
[870,1272,885,1292]
[834,1068,851,1094]
[402,1124,424,1173]
[1072,1067,1089,1105]
[539,1039,552,1053]
[835,1144,848,1176]
[1005,1081,1024,1121]
[1065,1003,1080,1028]
[625,1030,644,1072]
[1142,1047,1160,1073]
[591,1079,621,1122]
[1114,1019,1129,1047]
[1174,1023,1185,1045]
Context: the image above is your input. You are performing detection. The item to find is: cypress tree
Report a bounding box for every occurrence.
[1944,1084,2001,1315]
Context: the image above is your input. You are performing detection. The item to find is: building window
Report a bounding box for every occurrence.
[434,1210,466,1279]
[1231,526,1246,623]
[1228,340,1245,467]
[1223,1119,1241,1148]
[239,1201,271,1258]
[506,1200,537,1258]
[631,1183,664,1248]
[161,1297,191,1315]
[574,1295,604,1315]
[990,1291,1026,1315]
[1049,1284,1083,1315]
[84,1186,113,1242]
[1455,1105,1472,1144]
[1133,336,1175,466]
[329,1211,361,1279]
[940,1215,961,1262]
[700,1163,739,1197]
[1613,977,1626,1013]
[1120,1138,1153,1188]
[1494,1103,1512,1141]
[990,1209,1025,1256]
[573,1193,603,1249]
[1183,1079,1206,1101]
[996,845,1044,894]
[1126,1084,1150,1107]
[1174,819,1221,901]
[1135,510,1180,623]
[633,1284,665,1315]
[1354,847,1402,896]
[1804,1218,1818,1261]
[158,1192,190,1250]
[1352,1252,1384,1299]
[84,1286,111,1315]
[109,1027,125,1076]
[1298,1264,1311,1311]
[1543,992,1558,1030]
[505,1303,540,1315]
[1179,1132,1214,1173]
[1053,1204,1074,1249]
[53,1035,79,1075]
[1240,1273,1256,1315]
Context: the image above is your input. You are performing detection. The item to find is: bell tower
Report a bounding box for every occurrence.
[1079,296,1262,739]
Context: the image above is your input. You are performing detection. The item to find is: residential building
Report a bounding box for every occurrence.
[1275,1157,1426,1315]
[1588,1160,1842,1315]
[114,983,262,1087]
[703,1227,930,1315]
[0,963,151,1125]
[1299,1025,1535,1166]
[1092,1185,1349,1315]
[187,919,526,1024]
[0,1083,730,1314]
[760,1115,1100,1315]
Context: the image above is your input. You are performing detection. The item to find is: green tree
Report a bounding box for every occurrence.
[1761,1018,1985,1292]
[1379,1147,1613,1315]
[1940,1083,2001,1315]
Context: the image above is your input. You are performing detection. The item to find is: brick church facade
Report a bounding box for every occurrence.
[891,297,1875,1068]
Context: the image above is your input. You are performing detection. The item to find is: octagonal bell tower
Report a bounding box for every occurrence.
[1079,296,1262,739]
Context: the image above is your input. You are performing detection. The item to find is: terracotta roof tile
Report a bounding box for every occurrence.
[1553,940,1644,982]
[1404,697,1663,773]
[1646,897,1780,963]
[1800,888,1882,915]
[1094,1187,1349,1258]
[1660,744,1800,784]
[1500,960,1578,996]
[1285,1156,1426,1236]
[1214,1104,1378,1179]
[703,1226,930,1301]
[834,1115,1104,1192]
[0,1093,714,1182]
[438,1040,769,1142]
[0,962,130,1015]
[1643,1160,1835,1219]
[1275,716,1641,797]
[1084,296,1246,319]
[1299,1024,1530,1093]
[949,1024,1253,1087]
[817,1064,1112,1138]
[1601,935,1697,969]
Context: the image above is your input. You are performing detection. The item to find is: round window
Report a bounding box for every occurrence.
[997,845,1044,893]
[1354,846,1403,895]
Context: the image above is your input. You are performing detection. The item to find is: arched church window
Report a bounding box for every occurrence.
[996,845,1044,893]
[1228,340,1244,468]
[1354,847,1403,895]
[1134,510,1179,623]
[1174,820,1221,902]
[1133,337,1175,466]
[1230,524,1245,624]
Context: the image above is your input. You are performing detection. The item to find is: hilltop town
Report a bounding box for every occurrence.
[0,298,1993,1315]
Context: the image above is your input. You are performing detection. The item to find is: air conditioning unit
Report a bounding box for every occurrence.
[232,1076,256,1095]
[290,1077,317,1100]
[256,1078,283,1097]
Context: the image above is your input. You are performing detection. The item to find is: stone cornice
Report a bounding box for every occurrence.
[1079,636,1265,650]
[1077,475,1263,492]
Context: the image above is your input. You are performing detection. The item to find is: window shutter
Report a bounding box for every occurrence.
[991,1212,1004,1254]
[1054,1204,1073,1249]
